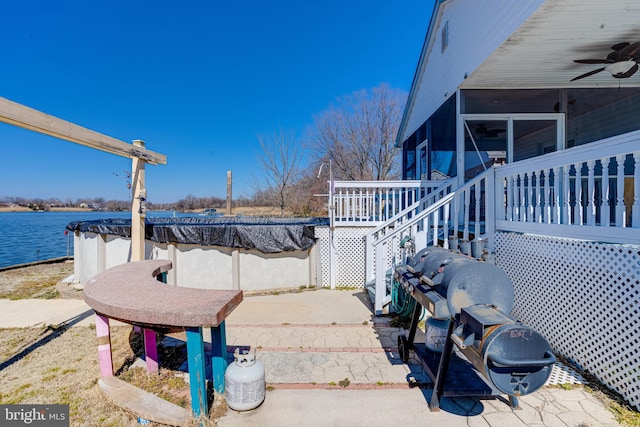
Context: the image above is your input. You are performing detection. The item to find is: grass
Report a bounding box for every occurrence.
[0,325,139,425]
[572,371,640,426]
[0,324,226,426]
[0,262,73,299]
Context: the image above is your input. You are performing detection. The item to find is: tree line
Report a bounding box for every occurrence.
[254,83,406,216]
[2,84,406,217]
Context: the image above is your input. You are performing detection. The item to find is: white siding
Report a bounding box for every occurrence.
[402,0,543,140]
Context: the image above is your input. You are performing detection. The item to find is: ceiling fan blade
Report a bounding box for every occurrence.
[620,41,640,60]
[485,129,506,138]
[611,42,630,51]
[615,63,639,79]
[574,59,611,64]
[571,67,606,81]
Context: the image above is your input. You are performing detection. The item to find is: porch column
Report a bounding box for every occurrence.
[456,91,465,190]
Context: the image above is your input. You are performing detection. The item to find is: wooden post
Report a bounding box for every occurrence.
[226,170,233,216]
[95,314,114,377]
[232,250,240,290]
[210,321,228,394]
[131,140,147,262]
[374,240,386,315]
[186,327,208,416]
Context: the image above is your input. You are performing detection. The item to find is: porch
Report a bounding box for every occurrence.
[321,129,640,412]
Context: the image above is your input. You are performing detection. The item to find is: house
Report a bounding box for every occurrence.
[355,0,639,412]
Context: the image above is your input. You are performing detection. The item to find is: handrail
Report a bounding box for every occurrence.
[368,172,491,314]
[495,129,640,179]
[329,179,460,226]
[374,191,455,247]
[371,171,491,247]
[368,178,455,237]
[333,180,421,188]
[331,180,422,225]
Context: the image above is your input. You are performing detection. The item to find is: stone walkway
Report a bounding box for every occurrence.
[216,290,622,426]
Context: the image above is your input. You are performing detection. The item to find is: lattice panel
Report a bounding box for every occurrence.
[334,227,369,288]
[315,227,330,287]
[314,226,371,288]
[496,231,640,411]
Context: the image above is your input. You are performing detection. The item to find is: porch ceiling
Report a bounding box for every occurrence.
[461,0,640,89]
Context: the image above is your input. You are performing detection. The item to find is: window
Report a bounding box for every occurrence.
[402,134,417,180]
[417,140,428,180]
[429,95,457,179]
[441,21,449,53]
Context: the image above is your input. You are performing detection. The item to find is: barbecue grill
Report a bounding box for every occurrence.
[394,246,555,411]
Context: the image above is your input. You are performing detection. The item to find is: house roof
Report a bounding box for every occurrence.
[397,0,640,144]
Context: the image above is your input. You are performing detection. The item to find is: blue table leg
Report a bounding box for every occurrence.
[186,327,208,417]
[210,321,228,394]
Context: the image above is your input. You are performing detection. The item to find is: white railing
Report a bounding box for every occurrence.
[364,177,466,314]
[332,180,422,225]
[495,129,640,244]
[361,129,640,313]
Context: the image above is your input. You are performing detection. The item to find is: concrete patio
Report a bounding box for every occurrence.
[0,288,622,426]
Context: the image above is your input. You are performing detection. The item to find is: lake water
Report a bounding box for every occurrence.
[0,211,193,269]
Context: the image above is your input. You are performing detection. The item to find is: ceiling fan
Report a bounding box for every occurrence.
[475,124,505,138]
[571,42,640,81]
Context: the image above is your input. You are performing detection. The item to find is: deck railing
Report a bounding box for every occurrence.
[331,180,422,225]
[364,128,640,313]
[495,129,640,244]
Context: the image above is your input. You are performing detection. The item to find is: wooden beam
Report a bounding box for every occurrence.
[0,96,166,165]
[99,377,191,426]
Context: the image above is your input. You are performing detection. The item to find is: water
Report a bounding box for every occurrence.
[0,211,193,269]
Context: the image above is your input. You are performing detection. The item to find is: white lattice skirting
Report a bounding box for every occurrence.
[496,231,640,411]
[315,226,372,288]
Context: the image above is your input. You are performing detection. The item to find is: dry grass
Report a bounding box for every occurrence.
[0,261,74,299]
[0,325,139,426]
[0,262,226,426]
[0,324,226,426]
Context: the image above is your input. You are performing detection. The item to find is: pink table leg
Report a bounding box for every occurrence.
[95,314,113,377]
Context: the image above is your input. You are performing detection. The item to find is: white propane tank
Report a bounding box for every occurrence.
[425,317,450,352]
[225,348,265,411]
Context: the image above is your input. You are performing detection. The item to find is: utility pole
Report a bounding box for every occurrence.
[226,170,232,216]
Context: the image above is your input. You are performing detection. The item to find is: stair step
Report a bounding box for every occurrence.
[364,267,395,315]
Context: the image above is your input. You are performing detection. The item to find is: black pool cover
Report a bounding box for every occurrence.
[66,217,329,254]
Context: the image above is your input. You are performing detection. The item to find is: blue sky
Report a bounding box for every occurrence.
[0,1,434,204]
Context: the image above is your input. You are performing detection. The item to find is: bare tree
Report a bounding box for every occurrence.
[310,83,406,181]
[256,128,304,216]
[287,165,328,217]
